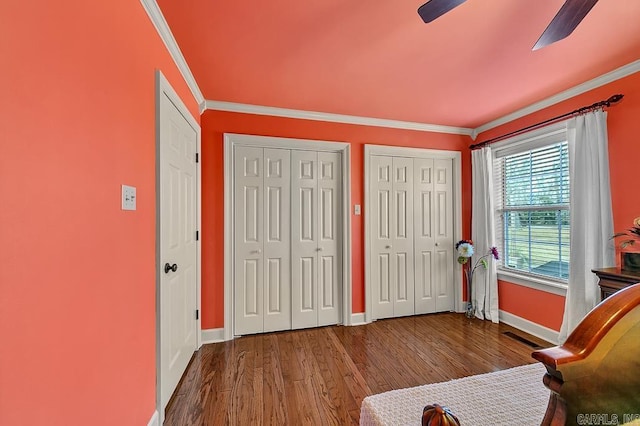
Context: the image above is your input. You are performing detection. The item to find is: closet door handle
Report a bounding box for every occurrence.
[385,245,392,249]
[316,247,323,251]
[164,263,178,274]
[251,249,262,254]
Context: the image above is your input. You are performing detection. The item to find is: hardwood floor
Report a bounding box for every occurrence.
[164,313,552,425]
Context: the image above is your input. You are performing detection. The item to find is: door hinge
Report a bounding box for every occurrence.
[196,230,199,241]
[196,309,199,320]
[196,153,199,163]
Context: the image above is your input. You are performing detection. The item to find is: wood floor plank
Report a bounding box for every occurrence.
[164,313,552,425]
[262,334,288,425]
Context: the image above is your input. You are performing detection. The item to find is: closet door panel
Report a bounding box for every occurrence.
[370,155,395,319]
[291,150,319,329]
[234,146,265,335]
[434,159,454,311]
[392,157,415,317]
[317,152,341,326]
[414,158,436,314]
[263,149,292,332]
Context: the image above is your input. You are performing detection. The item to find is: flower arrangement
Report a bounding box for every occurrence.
[612,217,640,249]
[456,239,499,318]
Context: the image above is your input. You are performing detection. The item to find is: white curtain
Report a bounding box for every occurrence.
[471,147,499,322]
[558,110,615,343]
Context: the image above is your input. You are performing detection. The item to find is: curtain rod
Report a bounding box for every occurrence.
[469,94,624,150]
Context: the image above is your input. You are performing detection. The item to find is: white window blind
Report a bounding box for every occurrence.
[493,139,570,282]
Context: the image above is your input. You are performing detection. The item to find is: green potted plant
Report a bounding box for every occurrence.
[612,217,640,272]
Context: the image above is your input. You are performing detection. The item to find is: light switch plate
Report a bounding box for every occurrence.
[122,185,136,211]
[354,204,361,215]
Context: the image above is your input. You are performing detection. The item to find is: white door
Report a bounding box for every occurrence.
[432,159,454,311]
[370,156,415,319]
[412,157,455,314]
[291,150,342,329]
[263,149,292,331]
[391,157,415,317]
[234,146,264,335]
[159,91,198,413]
[317,152,342,326]
[234,147,291,335]
[414,158,435,313]
[370,155,394,319]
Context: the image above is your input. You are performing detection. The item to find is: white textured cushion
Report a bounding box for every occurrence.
[360,363,548,426]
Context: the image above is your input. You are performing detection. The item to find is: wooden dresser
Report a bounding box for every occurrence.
[592,267,640,300]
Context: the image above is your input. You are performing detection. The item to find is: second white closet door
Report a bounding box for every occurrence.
[291,150,342,329]
[414,158,454,314]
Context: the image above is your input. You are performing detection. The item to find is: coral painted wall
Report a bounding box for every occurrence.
[0,1,198,425]
[478,70,640,332]
[200,110,471,329]
[498,281,566,330]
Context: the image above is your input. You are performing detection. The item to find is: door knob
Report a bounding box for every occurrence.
[435,242,439,246]
[251,249,262,254]
[164,263,178,274]
[386,245,392,249]
[317,247,323,251]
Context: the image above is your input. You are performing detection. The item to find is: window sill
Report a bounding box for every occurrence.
[497,270,567,296]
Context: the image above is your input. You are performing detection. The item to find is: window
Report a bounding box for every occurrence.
[493,125,569,284]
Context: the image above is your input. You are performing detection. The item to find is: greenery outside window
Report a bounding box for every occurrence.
[493,125,569,285]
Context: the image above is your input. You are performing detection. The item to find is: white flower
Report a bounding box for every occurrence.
[457,242,474,258]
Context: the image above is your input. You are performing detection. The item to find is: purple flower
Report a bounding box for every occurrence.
[490,246,499,260]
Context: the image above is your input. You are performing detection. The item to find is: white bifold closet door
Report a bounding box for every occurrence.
[414,158,454,314]
[370,156,415,319]
[291,150,342,329]
[234,146,291,335]
[370,155,453,319]
[234,146,341,335]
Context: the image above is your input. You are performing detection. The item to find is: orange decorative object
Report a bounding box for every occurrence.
[422,403,461,426]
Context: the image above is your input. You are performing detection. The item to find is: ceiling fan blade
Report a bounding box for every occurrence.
[533,0,599,51]
[417,0,467,24]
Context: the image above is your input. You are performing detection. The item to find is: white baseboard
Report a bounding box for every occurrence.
[147,410,159,426]
[499,310,559,345]
[201,328,225,344]
[349,313,367,326]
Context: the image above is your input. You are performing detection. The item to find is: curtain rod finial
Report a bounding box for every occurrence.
[608,94,624,104]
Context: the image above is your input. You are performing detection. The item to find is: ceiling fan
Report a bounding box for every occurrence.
[417,0,599,50]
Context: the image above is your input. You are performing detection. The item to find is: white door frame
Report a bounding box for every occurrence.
[364,144,463,322]
[155,70,202,423]
[224,133,352,340]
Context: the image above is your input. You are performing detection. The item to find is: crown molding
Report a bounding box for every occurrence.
[140,0,205,111]
[204,100,474,136]
[473,59,640,137]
